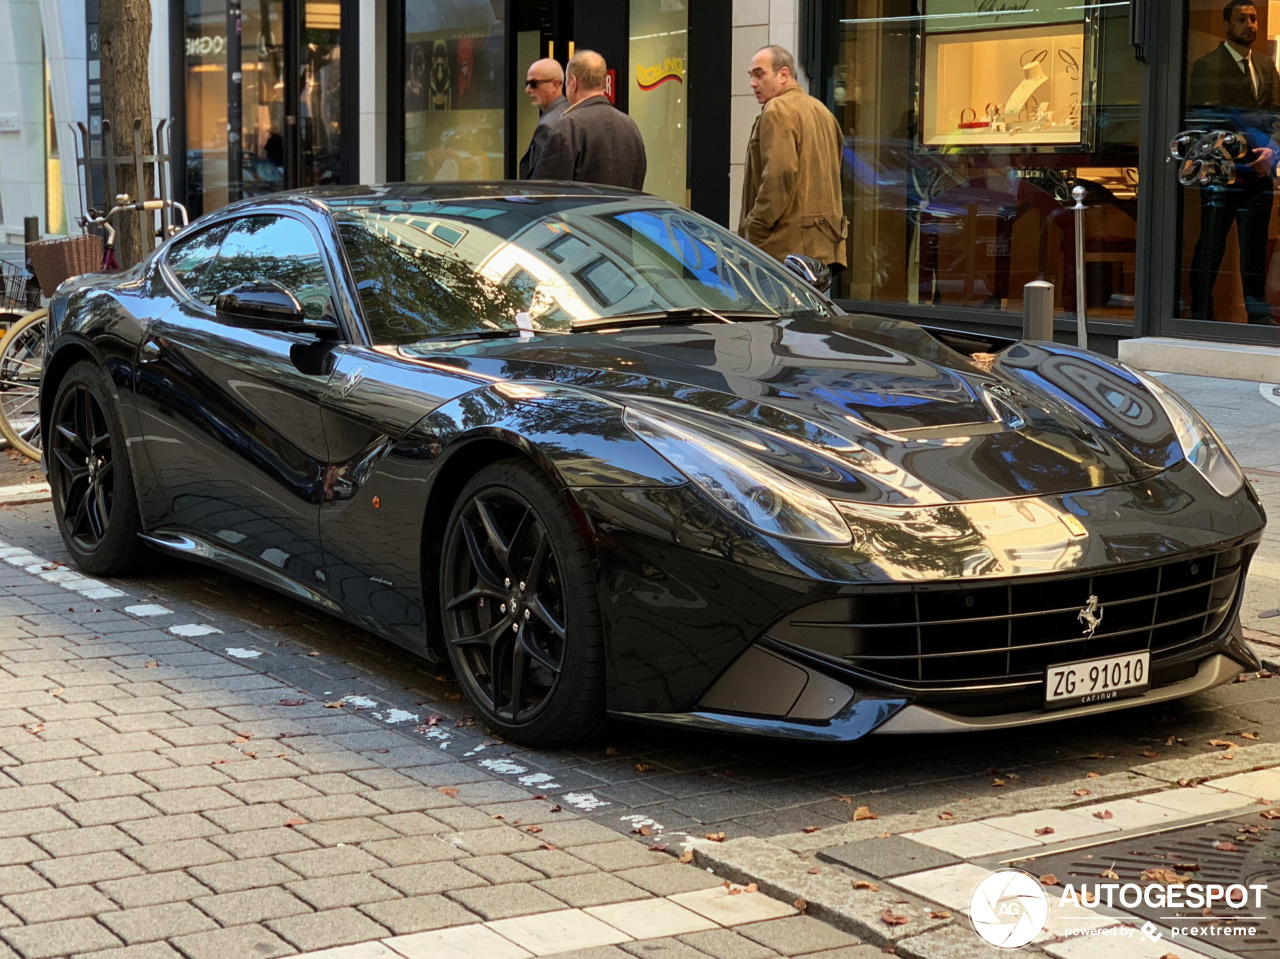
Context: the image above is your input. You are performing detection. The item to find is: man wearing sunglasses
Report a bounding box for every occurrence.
[519,59,569,180]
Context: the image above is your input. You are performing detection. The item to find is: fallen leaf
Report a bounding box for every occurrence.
[853,806,879,821]
[48,687,64,697]
[211,758,227,765]
[728,887,742,896]
[938,811,955,821]
[852,880,880,891]
[549,805,562,813]
[1141,750,1160,759]
[453,717,475,727]
[322,701,345,709]
[540,842,557,850]
[1101,868,1120,880]
[424,715,443,726]
[634,764,653,772]
[1093,810,1114,821]
[746,883,758,893]
[1242,732,1261,740]
[307,651,321,657]
[794,897,808,914]
[930,910,951,919]
[1040,874,1060,887]
[1222,751,1237,761]
[23,722,44,735]
[492,814,504,820]
[647,844,667,852]
[991,778,1005,788]
[802,826,821,833]
[1261,807,1280,820]
[1086,752,1108,759]
[1074,788,1091,797]
[880,909,908,925]
[1215,841,1239,852]
[1086,772,1100,779]
[145,661,159,668]
[437,787,459,798]
[1140,868,1191,884]
[242,750,257,758]
[1035,826,1055,836]
[705,831,726,842]
[1208,739,1239,749]
[283,818,307,827]
[835,796,853,804]
[1178,777,1207,787]
[234,736,251,744]
[525,825,542,834]
[807,866,821,874]
[606,746,620,756]
[635,825,653,837]
[678,850,693,863]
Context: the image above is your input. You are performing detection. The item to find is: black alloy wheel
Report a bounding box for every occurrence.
[440,459,604,745]
[48,361,146,575]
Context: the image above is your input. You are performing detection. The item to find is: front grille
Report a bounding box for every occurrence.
[767,546,1247,690]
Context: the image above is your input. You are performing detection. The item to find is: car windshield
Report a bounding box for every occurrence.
[334,194,836,346]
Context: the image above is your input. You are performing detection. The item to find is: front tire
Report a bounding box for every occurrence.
[48,360,147,575]
[440,459,605,746]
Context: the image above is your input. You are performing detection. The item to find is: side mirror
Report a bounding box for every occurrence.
[784,254,832,294]
[215,280,338,336]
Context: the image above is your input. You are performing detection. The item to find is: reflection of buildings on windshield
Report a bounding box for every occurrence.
[339,192,831,331]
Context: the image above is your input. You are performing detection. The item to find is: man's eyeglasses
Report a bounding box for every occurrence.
[526,79,557,88]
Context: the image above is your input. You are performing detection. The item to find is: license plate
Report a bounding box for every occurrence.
[1045,651,1150,709]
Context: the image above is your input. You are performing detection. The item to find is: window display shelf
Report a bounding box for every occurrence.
[922,22,1087,149]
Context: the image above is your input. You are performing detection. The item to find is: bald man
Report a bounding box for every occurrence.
[530,50,647,191]
[518,58,568,180]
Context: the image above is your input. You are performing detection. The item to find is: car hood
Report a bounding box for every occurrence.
[406,315,1181,505]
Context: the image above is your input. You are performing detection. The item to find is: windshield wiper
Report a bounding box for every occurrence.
[571,308,777,330]
[418,326,570,343]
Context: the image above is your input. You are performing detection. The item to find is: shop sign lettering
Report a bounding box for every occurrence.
[636,57,686,91]
[186,34,226,57]
[926,0,1084,33]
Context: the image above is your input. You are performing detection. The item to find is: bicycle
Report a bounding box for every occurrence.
[0,196,188,462]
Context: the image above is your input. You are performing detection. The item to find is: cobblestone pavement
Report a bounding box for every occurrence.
[0,373,1271,957]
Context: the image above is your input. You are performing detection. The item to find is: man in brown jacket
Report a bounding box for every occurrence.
[739,45,847,271]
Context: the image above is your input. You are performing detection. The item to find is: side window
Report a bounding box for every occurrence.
[165,222,231,300]
[202,215,334,320]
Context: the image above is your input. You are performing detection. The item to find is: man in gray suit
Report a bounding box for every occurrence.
[531,50,647,191]
[519,58,569,179]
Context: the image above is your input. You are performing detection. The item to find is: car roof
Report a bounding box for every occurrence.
[280,181,646,208]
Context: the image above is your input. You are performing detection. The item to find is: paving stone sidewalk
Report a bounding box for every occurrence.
[0,537,881,959]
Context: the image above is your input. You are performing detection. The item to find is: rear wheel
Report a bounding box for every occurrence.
[48,360,146,575]
[440,459,605,745]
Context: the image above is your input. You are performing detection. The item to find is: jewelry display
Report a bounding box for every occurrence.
[921,20,1088,148]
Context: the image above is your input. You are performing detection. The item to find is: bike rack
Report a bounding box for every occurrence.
[69,118,176,262]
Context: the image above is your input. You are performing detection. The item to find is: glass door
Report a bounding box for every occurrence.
[1166,0,1280,341]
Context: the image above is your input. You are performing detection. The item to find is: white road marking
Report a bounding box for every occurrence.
[169,624,222,637]
[125,604,172,617]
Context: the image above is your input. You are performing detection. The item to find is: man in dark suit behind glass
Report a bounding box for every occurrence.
[1187,0,1280,324]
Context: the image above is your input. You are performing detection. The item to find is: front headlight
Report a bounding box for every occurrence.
[624,408,853,544]
[1132,370,1244,497]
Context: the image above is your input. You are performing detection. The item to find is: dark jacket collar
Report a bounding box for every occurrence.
[541,95,568,117]
[564,94,613,114]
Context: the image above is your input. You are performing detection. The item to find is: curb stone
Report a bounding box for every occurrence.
[688,836,951,947]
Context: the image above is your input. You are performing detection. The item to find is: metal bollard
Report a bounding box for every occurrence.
[23,217,39,245]
[1071,185,1088,351]
[1023,280,1055,341]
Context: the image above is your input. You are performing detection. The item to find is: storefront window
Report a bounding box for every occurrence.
[629,0,688,204]
[1175,0,1280,333]
[829,1,1140,321]
[183,0,285,216]
[403,0,505,182]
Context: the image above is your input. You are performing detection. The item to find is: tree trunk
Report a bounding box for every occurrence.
[99,0,153,268]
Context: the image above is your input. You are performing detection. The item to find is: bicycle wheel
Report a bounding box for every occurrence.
[0,307,49,462]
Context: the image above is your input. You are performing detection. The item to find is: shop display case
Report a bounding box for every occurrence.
[921,22,1089,148]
